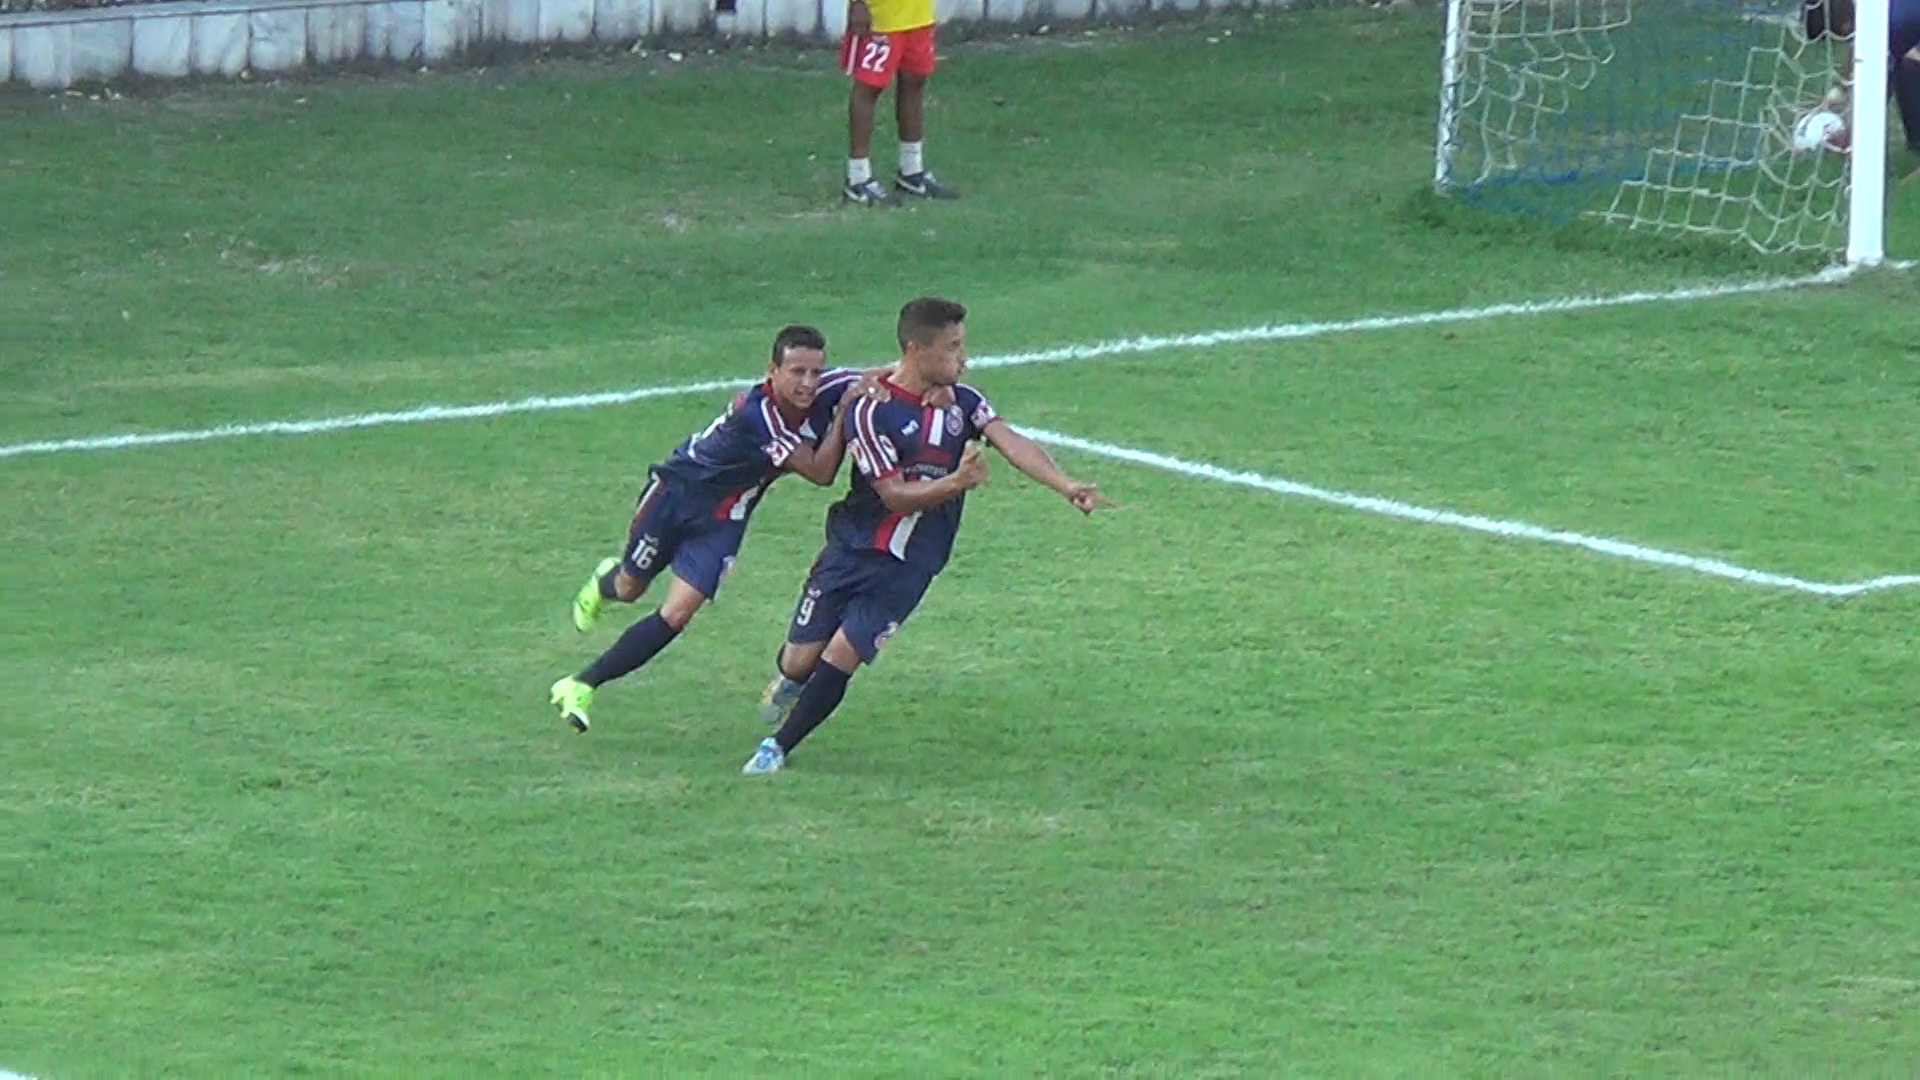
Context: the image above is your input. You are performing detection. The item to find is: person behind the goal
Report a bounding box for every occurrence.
[1803,0,1920,171]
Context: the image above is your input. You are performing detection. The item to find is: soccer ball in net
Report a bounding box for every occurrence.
[1792,109,1848,153]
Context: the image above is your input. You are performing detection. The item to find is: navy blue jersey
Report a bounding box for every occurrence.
[651,368,862,521]
[828,380,1002,574]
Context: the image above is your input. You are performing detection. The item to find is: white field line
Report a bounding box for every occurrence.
[0,379,757,459]
[0,268,1853,460]
[5,268,1912,595]
[1016,428,1920,598]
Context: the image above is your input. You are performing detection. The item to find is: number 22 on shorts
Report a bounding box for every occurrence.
[852,34,890,75]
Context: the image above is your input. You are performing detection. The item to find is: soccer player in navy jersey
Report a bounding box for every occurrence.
[550,325,882,734]
[1804,0,1920,165]
[742,297,1112,776]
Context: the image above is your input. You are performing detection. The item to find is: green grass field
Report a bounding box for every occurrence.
[6,6,1920,1075]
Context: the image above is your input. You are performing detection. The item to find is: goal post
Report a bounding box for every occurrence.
[1434,0,1891,267]
[1849,0,1890,264]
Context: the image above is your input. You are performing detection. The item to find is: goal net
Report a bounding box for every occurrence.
[1434,0,1890,264]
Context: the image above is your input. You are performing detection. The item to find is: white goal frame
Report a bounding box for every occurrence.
[1434,0,1890,267]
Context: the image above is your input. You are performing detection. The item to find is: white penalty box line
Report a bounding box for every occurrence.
[4,269,1915,597]
[1018,428,1919,597]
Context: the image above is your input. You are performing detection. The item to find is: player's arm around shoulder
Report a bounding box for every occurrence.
[780,437,843,487]
[979,412,1114,515]
[780,383,864,487]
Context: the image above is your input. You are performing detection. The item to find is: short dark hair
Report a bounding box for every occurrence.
[769,324,827,368]
[896,297,967,352]
[1804,0,1854,40]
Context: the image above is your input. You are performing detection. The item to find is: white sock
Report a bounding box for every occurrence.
[899,141,924,177]
[848,158,872,186]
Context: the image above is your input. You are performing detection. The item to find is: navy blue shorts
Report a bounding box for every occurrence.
[785,544,935,664]
[622,472,747,599]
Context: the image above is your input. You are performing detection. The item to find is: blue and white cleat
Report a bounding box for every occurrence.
[742,737,786,776]
[758,676,803,726]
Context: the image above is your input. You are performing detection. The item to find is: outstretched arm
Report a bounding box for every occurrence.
[982,421,1112,514]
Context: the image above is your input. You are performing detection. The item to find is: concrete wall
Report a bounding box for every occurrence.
[0,0,1270,89]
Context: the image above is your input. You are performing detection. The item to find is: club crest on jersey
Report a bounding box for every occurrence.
[945,407,963,436]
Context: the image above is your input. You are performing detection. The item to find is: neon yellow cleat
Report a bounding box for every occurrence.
[572,557,620,633]
[550,676,594,733]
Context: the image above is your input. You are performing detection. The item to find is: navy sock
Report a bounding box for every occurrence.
[597,566,624,601]
[773,662,853,753]
[578,612,681,687]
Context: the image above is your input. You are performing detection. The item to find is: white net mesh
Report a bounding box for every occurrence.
[1440,0,1855,257]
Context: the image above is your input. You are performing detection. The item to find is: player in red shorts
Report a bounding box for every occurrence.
[838,0,961,204]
